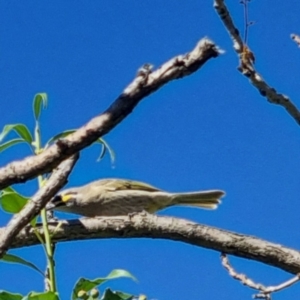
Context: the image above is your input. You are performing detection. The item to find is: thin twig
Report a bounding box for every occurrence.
[221,253,300,299]
[242,0,249,45]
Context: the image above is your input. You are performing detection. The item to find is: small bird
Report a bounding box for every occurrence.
[47,178,225,217]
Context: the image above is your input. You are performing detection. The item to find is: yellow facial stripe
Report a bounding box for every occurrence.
[61,194,74,203]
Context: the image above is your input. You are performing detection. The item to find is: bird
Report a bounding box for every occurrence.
[47,178,225,217]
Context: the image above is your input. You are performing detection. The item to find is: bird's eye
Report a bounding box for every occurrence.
[51,195,63,205]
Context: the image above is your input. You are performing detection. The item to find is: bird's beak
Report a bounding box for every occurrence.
[46,195,62,210]
[46,192,77,210]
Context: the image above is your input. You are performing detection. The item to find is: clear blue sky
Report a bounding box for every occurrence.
[1,1,300,299]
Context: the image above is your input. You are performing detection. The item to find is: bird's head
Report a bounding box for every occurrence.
[47,188,82,210]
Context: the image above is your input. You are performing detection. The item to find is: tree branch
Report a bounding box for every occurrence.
[0,38,221,190]
[214,0,300,125]
[6,213,300,275]
[0,154,78,257]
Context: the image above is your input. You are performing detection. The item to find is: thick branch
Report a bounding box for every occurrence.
[0,154,78,257]
[214,0,300,125]
[7,213,300,274]
[0,38,221,190]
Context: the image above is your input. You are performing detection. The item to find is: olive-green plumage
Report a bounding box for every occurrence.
[47,178,225,217]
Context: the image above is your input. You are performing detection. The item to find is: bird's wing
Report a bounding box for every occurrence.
[93,179,162,192]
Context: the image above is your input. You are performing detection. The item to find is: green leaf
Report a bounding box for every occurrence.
[0,291,23,300]
[96,138,115,165]
[72,270,136,300]
[33,93,48,121]
[0,138,26,153]
[0,190,29,213]
[2,254,44,277]
[105,270,136,281]
[24,291,59,300]
[45,130,115,166]
[0,188,36,225]
[101,289,134,300]
[1,186,15,194]
[98,141,107,161]
[45,129,76,148]
[0,124,33,144]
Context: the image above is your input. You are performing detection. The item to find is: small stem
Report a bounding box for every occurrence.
[32,226,45,245]
[40,205,56,291]
[34,120,57,292]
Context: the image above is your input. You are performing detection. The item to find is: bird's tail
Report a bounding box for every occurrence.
[171,190,225,209]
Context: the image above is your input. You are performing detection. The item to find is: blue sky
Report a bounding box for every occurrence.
[1,1,300,299]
